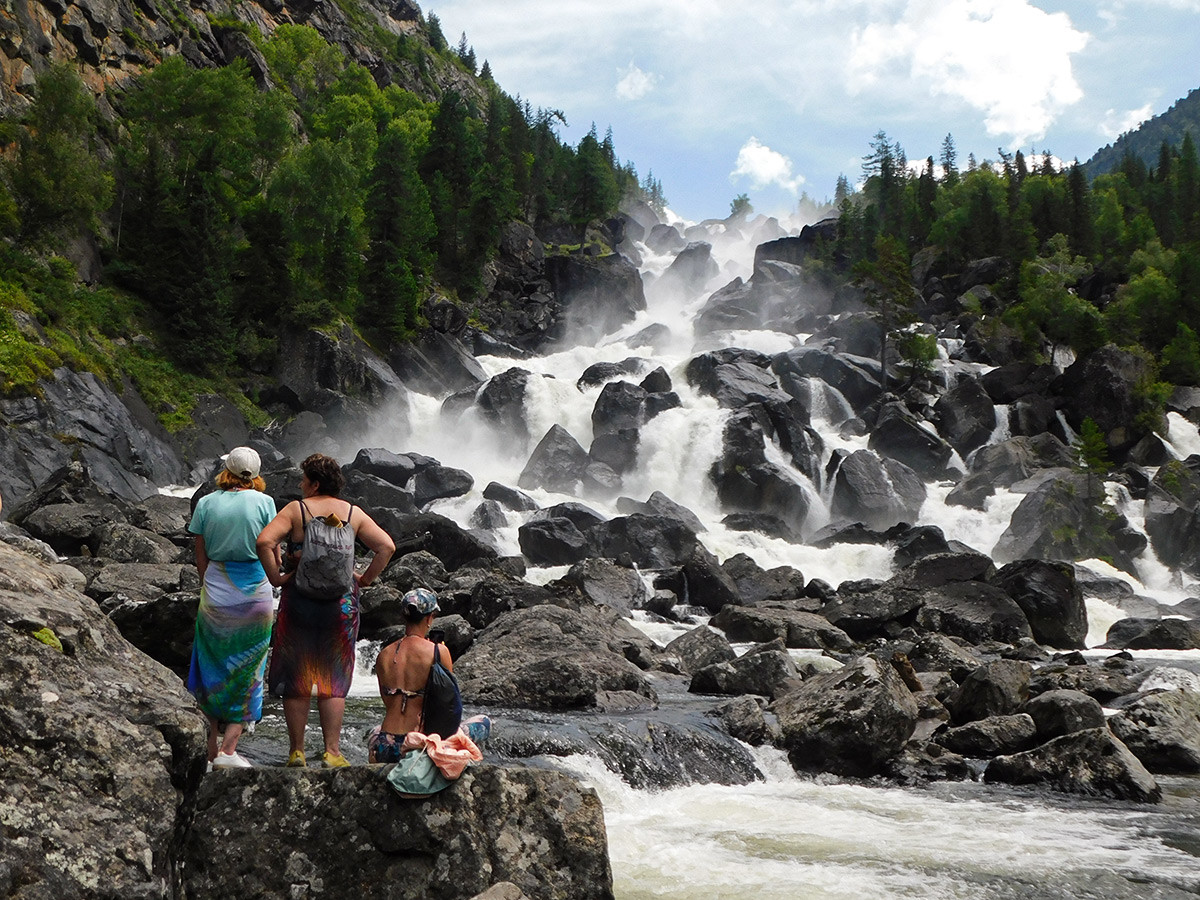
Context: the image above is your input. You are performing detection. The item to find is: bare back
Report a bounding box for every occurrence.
[376,635,454,735]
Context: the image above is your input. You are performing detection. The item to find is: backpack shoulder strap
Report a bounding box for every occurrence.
[299,499,311,524]
[345,503,355,526]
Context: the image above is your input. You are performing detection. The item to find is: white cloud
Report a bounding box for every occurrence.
[848,0,1089,147]
[616,63,657,101]
[1101,103,1155,139]
[730,138,806,193]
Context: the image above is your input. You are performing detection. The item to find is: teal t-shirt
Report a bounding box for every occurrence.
[188,489,277,562]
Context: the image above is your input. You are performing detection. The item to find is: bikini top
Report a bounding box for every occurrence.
[379,637,440,713]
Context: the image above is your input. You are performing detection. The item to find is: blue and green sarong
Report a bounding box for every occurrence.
[187,560,274,723]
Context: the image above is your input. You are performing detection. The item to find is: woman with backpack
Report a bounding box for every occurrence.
[256,453,395,768]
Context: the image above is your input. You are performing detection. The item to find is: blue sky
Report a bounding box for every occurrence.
[426,1,1200,224]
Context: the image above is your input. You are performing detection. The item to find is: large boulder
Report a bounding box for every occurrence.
[712,603,854,651]
[0,542,208,898]
[454,605,659,711]
[947,659,1033,724]
[991,473,1147,575]
[771,347,883,418]
[546,252,647,343]
[984,728,1161,803]
[182,765,614,900]
[990,559,1088,649]
[0,368,186,509]
[689,643,800,700]
[1142,457,1200,578]
[828,450,926,532]
[934,376,997,457]
[915,581,1033,645]
[1024,689,1107,740]
[868,402,957,480]
[773,656,919,776]
[1108,690,1200,774]
[518,425,590,494]
[1053,344,1166,462]
[945,435,1075,509]
[663,625,737,674]
[650,241,719,299]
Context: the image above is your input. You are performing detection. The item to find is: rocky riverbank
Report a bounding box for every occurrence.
[0,540,613,900]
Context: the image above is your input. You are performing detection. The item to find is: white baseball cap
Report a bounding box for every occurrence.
[223,446,261,479]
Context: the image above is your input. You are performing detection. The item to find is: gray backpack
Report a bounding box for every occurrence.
[293,500,356,600]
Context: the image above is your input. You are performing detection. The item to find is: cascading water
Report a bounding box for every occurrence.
[349,217,1200,897]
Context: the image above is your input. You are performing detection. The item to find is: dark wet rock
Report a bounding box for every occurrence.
[182,765,614,900]
[591,380,649,435]
[455,605,658,711]
[664,624,738,674]
[937,713,1038,757]
[720,553,808,606]
[470,499,510,531]
[828,449,926,532]
[898,551,995,588]
[906,633,982,682]
[710,696,777,747]
[686,350,792,409]
[388,328,488,395]
[1142,457,1200,578]
[1025,689,1107,740]
[344,469,419,516]
[869,401,957,480]
[577,357,645,388]
[1029,662,1141,705]
[0,543,208,899]
[560,558,650,613]
[773,657,919,777]
[475,367,535,441]
[546,252,647,343]
[518,424,590,494]
[129,493,193,542]
[616,491,706,534]
[379,549,450,594]
[990,559,1088,649]
[413,464,474,507]
[980,361,1057,403]
[1107,690,1200,774]
[1053,343,1166,462]
[483,481,540,512]
[689,643,800,700]
[91,521,182,564]
[934,376,996,457]
[108,591,199,675]
[346,447,417,487]
[82,560,190,611]
[712,604,854,652]
[19,498,130,557]
[680,547,740,613]
[984,728,1161,803]
[771,347,883,418]
[890,525,956,569]
[883,741,973,784]
[652,241,719,299]
[821,581,924,641]
[451,571,567,631]
[0,370,186,510]
[991,473,1147,576]
[947,659,1033,724]
[374,510,498,573]
[589,429,640,475]
[721,512,799,541]
[1103,617,1200,651]
[946,434,1075,509]
[587,514,700,569]
[640,366,673,394]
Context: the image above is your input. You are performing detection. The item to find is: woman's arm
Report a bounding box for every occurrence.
[353,512,396,588]
[256,502,297,587]
[193,535,209,581]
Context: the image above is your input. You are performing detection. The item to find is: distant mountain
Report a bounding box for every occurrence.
[1084,88,1200,178]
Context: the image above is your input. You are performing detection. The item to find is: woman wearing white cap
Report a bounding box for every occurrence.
[186,446,278,768]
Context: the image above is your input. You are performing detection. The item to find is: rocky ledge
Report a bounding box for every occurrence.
[0,540,614,900]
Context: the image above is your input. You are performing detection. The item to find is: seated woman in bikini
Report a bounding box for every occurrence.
[369,588,453,763]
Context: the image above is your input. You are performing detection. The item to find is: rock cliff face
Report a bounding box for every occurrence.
[0,540,615,899]
[0,0,478,120]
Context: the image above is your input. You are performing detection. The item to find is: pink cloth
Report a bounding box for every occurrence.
[402,730,482,779]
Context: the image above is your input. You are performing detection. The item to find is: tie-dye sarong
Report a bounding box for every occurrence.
[267,581,360,699]
[187,560,274,723]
